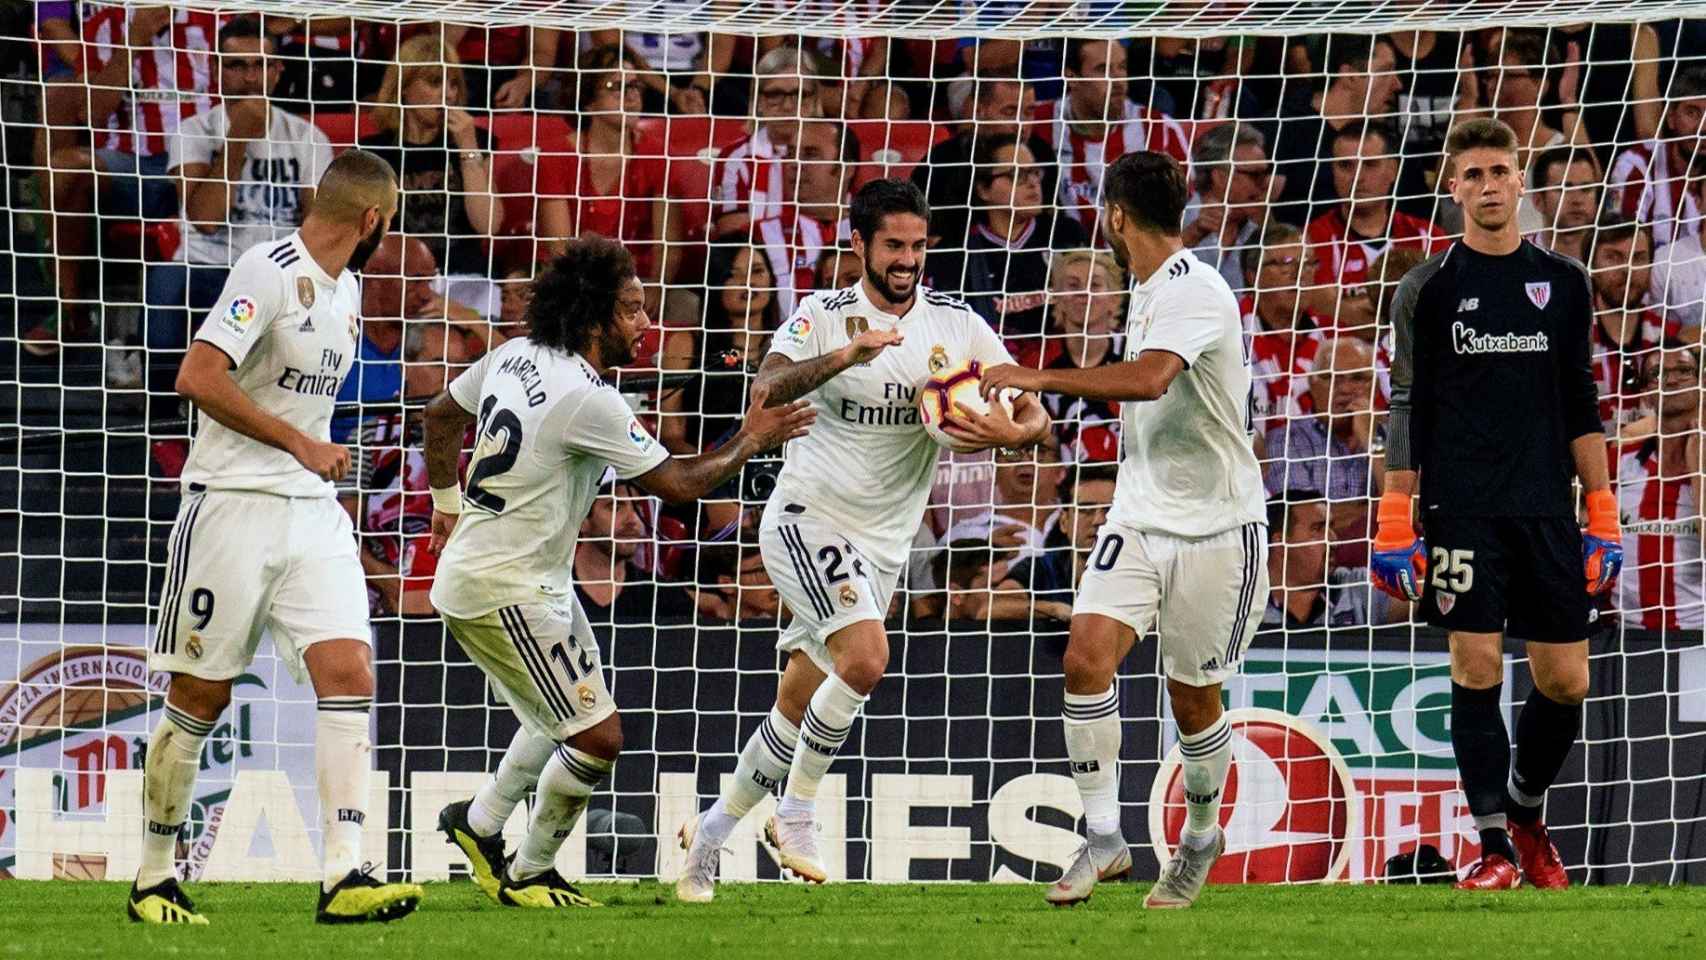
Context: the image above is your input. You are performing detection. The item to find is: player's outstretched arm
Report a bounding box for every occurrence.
[175,342,350,481]
[423,390,478,554]
[752,328,904,407]
[631,385,815,504]
[978,352,1185,404]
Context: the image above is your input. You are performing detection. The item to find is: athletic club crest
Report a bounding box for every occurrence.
[1525,281,1551,310]
[1435,592,1456,615]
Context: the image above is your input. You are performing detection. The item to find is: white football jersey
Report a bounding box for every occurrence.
[1109,248,1266,538]
[767,282,1016,567]
[430,338,669,620]
[183,233,361,498]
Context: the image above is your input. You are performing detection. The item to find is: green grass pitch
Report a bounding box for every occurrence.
[5,880,1702,959]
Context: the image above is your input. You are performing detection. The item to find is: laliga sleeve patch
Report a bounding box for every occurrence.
[777,313,812,349]
[218,296,259,339]
[627,418,656,452]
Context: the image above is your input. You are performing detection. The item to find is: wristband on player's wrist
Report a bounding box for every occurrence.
[430,485,462,515]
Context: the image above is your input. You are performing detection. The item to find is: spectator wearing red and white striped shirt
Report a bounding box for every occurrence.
[1588,219,1673,435]
[710,46,823,240]
[1305,120,1447,294]
[1607,66,1706,250]
[1239,224,1325,432]
[1615,344,1705,630]
[39,4,217,342]
[753,118,856,316]
[1032,38,1189,234]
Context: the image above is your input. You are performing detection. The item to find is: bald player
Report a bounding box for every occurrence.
[132,150,424,926]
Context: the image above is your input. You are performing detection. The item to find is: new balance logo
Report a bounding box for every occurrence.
[1457,297,1479,312]
[1071,760,1100,774]
[336,809,365,826]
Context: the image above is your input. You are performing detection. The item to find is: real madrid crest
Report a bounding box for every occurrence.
[846,315,870,339]
[347,313,359,343]
[576,684,598,711]
[296,276,316,310]
[186,634,204,660]
[839,583,859,609]
[928,344,949,373]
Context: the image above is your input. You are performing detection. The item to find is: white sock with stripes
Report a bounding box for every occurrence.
[316,697,372,890]
[780,674,866,813]
[1063,686,1123,841]
[703,707,800,847]
[470,728,554,838]
[136,703,213,889]
[511,745,611,882]
[1178,713,1232,850]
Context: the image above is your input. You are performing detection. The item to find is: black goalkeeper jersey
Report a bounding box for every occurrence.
[1386,240,1603,518]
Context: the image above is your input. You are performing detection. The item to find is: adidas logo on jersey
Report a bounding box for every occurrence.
[298,316,315,333]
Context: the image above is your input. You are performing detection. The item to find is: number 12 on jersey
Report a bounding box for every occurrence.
[466,395,523,513]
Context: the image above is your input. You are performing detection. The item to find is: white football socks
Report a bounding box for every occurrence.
[782,674,866,809]
[470,728,554,837]
[136,703,213,889]
[1178,713,1232,850]
[316,698,372,890]
[510,744,611,882]
[703,707,800,847]
[1062,686,1123,841]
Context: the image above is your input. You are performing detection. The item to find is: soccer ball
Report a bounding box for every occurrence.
[918,360,1016,453]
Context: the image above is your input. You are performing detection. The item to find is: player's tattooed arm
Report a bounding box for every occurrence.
[752,328,905,406]
[423,390,477,554]
[633,385,816,503]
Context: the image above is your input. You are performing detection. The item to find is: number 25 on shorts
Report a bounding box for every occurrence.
[1429,548,1474,593]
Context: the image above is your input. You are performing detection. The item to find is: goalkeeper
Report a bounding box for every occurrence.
[1372,118,1621,892]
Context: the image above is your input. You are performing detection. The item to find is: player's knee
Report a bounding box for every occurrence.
[837,647,888,694]
[168,675,231,722]
[573,716,624,763]
[1061,640,1115,692]
[1536,670,1589,707]
[308,651,374,699]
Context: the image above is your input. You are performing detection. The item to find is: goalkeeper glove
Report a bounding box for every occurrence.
[1371,490,1426,602]
[1583,488,1623,596]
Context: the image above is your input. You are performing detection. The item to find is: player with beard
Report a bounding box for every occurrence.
[135,150,420,925]
[981,151,1266,909]
[1371,118,1621,891]
[674,178,1053,902]
[423,236,814,908]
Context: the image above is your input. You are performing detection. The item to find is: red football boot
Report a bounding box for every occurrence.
[1510,820,1569,889]
[1455,854,1522,891]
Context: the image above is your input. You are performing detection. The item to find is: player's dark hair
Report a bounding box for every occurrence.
[1672,65,1706,102]
[1057,463,1119,504]
[1266,489,1326,538]
[1445,117,1519,161]
[1587,214,1649,268]
[850,177,929,244]
[527,235,637,356]
[1104,150,1187,236]
[1332,118,1399,157]
[1324,34,1392,78]
[217,14,266,52]
[1528,144,1599,191]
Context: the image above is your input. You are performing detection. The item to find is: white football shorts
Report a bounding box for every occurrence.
[440,597,615,740]
[759,503,900,675]
[1072,519,1269,687]
[152,487,371,684]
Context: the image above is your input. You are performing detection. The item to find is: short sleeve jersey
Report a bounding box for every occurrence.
[1108,248,1266,537]
[766,283,1017,567]
[181,233,362,498]
[429,338,670,619]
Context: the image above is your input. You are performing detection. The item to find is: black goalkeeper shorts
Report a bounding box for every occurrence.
[1419,514,1589,642]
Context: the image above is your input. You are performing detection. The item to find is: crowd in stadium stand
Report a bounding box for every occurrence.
[17,7,1706,630]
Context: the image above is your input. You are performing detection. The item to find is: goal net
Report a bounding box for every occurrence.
[3,1,1706,886]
